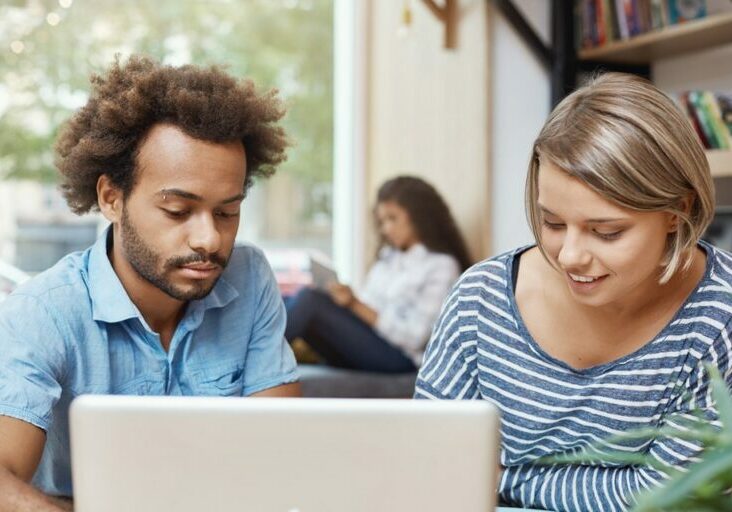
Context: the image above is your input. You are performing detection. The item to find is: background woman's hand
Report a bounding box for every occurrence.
[328,283,355,308]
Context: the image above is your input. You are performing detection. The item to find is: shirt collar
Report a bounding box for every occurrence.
[379,243,428,260]
[405,243,428,257]
[87,227,239,324]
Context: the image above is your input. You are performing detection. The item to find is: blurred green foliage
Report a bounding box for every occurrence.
[0,0,333,195]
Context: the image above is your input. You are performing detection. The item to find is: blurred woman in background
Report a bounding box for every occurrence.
[285,175,471,373]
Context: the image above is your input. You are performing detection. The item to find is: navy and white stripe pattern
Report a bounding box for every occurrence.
[415,241,732,511]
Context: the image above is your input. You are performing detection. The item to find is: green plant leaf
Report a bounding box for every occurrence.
[707,365,732,442]
[632,445,732,511]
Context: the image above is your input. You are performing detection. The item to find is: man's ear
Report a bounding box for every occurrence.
[97,175,124,223]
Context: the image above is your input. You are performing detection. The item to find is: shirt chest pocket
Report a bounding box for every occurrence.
[193,363,245,397]
[115,375,166,396]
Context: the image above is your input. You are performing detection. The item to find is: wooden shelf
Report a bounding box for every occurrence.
[579,12,732,64]
[708,150,732,178]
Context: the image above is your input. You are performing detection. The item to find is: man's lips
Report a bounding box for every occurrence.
[177,263,220,279]
[181,263,218,271]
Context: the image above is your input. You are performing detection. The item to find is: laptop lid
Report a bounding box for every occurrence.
[70,395,500,512]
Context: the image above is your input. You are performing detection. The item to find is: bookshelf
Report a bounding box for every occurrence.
[576,11,732,180]
[495,2,732,173]
[708,150,732,178]
[578,11,732,64]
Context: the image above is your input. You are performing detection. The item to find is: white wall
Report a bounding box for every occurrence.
[366,1,730,262]
[488,4,732,255]
[653,43,732,93]
[490,0,550,255]
[367,0,491,265]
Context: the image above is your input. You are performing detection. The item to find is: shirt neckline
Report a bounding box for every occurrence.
[505,240,715,376]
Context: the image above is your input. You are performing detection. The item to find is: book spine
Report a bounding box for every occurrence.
[716,93,732,137]
[575,0,584,51]
[659,0,670,25]
[680,92,712,149]
[596,0,607,45]
[702,91,732,149]
[650,0,665,28]
[626,0,640,36]
[690,90,722,149]
[604,0,618,41]
[586,0,598,47]
[615,0,630,37]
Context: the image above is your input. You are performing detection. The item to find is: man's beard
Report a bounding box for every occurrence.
[120,207,230,301]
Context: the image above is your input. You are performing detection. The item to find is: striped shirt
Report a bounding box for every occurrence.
[415,241,732,511]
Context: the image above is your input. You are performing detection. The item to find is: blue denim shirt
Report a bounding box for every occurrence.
[0,230,298,496]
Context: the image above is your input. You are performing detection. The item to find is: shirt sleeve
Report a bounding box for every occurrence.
[0,293,68,431]
[242,253,299,396]
[499,321,732,511]
[414,273,480,400]
[371,256,460,356]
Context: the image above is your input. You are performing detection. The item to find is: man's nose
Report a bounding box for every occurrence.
[188,214,221,256]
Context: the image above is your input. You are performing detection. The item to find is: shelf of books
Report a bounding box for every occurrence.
[707,150,732,177]
[577,3,732,64]
[675,90,731,178]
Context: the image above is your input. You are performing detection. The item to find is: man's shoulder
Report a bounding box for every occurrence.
[8,249,92,307]
[219,244,273,289]
[0,249,94,343]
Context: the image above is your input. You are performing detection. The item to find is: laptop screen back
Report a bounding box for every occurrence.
[70,396,500,512]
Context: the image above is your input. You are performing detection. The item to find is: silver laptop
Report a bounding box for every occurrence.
[70,395,500,512]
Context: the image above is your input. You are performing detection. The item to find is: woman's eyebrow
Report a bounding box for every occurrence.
[538,204,627,223]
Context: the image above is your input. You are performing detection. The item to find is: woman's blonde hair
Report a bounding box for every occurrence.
[526,72,715,283]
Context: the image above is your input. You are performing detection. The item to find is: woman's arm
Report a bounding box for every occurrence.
[328,283,378,326]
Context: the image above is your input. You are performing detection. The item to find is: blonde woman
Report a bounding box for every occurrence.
[416,73,730,511]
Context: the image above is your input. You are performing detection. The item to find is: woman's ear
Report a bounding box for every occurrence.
[97,175,123,223]
[667,195,694,234]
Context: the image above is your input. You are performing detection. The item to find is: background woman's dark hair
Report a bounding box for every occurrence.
[55,54,289,214]
[376,176,472,271]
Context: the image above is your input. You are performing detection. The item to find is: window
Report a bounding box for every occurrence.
[0,0,334,270]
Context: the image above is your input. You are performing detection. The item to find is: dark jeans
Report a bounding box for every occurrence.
[284,288,416,374]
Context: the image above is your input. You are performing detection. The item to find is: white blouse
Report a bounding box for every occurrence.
[359,244,461,365]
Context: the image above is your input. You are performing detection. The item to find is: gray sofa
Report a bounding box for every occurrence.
[297,364,418,398]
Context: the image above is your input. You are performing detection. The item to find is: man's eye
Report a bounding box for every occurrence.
[216,211,240,219]
[162,209,188,218]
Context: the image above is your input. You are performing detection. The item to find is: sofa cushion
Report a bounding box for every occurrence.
[297,364,417,398]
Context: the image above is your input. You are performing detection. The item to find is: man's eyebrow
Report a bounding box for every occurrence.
[221,193,246,205]
[157,189,245,204]
[538,204,626,223]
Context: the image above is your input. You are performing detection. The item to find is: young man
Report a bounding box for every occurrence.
[0,56,300,511]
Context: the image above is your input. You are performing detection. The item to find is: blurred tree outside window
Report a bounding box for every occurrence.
[0,0,334,272]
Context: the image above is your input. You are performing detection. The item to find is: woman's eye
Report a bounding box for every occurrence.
[216,210,240,219]
[542,220,564,230]
[595,230,623,241]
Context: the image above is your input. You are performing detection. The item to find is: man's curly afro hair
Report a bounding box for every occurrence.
[55,55,289,214]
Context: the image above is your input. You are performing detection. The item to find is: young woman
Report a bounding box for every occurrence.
[286,176,471,373]
[416,73,730,511]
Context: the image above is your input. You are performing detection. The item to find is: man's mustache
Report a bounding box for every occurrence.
[166,252,228,269]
